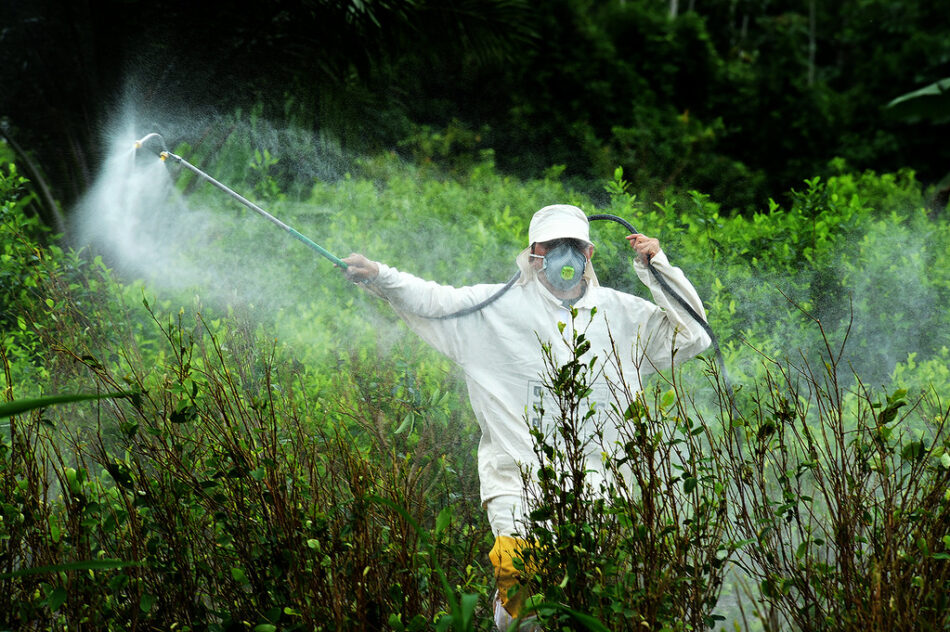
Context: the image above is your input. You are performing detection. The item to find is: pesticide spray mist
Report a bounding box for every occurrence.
[71,104,949,407]
[73,111,355,319]
[68,100,950,630]
[75,132,207,285]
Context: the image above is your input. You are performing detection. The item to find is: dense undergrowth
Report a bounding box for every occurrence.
[2,132,949,631]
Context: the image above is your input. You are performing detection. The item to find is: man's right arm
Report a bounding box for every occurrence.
[339,253,499,364]
[341,253,471,315]
[341,253,379,283]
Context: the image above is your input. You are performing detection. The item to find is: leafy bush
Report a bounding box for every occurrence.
[2,155,495,630]
[1,271,493,631]
[516,309,729,631]
[712,326,950,631]
[4,131,950,631]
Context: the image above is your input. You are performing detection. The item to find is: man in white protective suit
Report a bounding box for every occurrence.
[341,204,711,630]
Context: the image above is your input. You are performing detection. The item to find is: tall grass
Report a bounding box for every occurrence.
[2,294,492,630]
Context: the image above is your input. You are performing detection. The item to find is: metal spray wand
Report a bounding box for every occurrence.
[133,133,347,269]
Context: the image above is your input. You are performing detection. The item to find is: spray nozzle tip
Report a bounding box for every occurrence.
[132,132,168,157]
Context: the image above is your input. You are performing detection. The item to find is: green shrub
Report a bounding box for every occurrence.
[4,129,950,630]
[516,308,729,631]
[712,328,950,631]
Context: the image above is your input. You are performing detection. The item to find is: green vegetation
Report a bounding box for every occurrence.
[2,122,949,631]
[3,2,949,628]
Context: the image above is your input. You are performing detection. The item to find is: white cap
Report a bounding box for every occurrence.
[528,204,592,246]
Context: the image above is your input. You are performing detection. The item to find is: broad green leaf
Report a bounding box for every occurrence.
[660,389,675,408]
[459,592,478,629]
[140,593,157,613]
[0,391,135,419]
[435,506,452,535]
[388,613,405,632]
[48,587,67,612]
[683,477,697,494]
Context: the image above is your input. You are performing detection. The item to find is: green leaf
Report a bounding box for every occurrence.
[885,77,950,123]
[459,592,478,629]
[394,413,413,434]
[522,601,609,632]
[140,593,157,613]
[250,467,267,481]
[796,541,808,559]
[231,567,248,584]
[48,587,67,612]
[660,389,675,409]
[683,477,697,494]
[253,625,276,632]
[388,613,405,632]
[435,506,452,535]
[0,391,135,419]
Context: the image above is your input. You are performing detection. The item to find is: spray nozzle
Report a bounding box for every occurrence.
[132,133,168,157]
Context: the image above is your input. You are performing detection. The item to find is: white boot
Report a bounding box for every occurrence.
[493,590,514,631]
[493,590,540,632]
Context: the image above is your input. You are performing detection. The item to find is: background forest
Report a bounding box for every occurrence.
[2,1,949,631]
[3,0,950,224]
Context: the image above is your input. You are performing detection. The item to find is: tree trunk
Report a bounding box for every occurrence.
[808,0,817,86]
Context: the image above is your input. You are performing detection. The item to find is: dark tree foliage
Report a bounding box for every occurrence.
[1,0,948,220]
[0,0,536,217]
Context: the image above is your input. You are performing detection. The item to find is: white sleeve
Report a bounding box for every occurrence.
[633,250,712,372]
[362,263,500,363]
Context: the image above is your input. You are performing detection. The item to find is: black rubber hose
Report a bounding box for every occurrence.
[429,270,522,320]
[589,213,737,414]
[430,213,738,415]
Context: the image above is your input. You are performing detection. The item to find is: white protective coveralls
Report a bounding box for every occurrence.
[360,206,710,628]
[362,232,710,517]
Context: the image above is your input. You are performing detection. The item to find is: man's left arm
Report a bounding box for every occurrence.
[629,240,712,371]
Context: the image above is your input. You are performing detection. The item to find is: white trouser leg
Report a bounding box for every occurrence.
[494,589,513,631]
[484,494,527,538]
